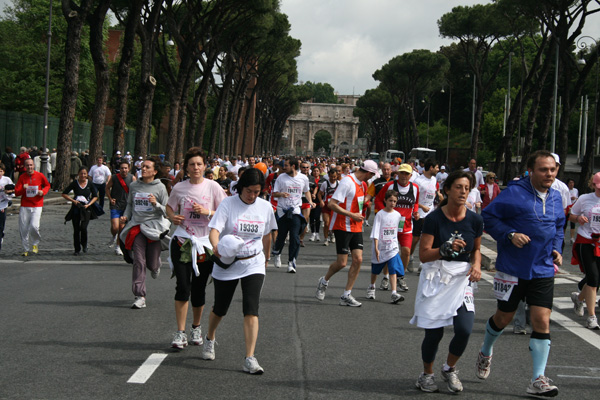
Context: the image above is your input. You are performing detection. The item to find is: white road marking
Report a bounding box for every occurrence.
[556,375,600,379]
[0,259,125,265]
[127,353,168,384]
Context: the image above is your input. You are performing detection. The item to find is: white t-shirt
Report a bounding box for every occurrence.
[569,188,579,205]
[570,192,600,239]
[228,164,241,177]
[409,171,419,182]
[466,188,482,212]
[370,209,402,264]
[273,172,309,217]
[413,174,438,218]
[463,168,484,186]
[0,176,15,210]
[436,172,448,189]
[551,178,570,209]
[208,195,278,280]
[89,164,112,185]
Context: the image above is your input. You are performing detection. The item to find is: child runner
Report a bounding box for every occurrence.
[367,190,405,304]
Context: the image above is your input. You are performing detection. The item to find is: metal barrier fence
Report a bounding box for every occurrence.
[0,109,136,154]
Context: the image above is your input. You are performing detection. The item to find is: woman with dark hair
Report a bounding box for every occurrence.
[308,165,322,242]
[120,157,169,309]
[62,166,98,255]
[411,170,483,393]
[203,168,278,374]
[166,147,226,349]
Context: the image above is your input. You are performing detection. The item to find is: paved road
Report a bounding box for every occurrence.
[1,200,599,399]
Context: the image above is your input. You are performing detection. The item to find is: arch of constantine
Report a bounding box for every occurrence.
[284,100,360,157]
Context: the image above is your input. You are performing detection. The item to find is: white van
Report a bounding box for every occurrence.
[383,150,406,163]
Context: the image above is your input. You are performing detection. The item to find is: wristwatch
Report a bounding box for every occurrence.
[508,232,515,241]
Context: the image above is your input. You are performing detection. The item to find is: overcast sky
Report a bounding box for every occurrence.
[280,0,600,95]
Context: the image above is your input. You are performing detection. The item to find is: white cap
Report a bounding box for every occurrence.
[218,235,245,264]
[551,152,561,165]
[441,165,446,170]
[116,151,121,155]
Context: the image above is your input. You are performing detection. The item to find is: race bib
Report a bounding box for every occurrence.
[26,185,38,198]
[381,226,396,249]
[287,186,302,199]
[464,284,475,312]
[134,192,153,212]
[183,198,208,227]
[590,205,600,234]
[235,216,266,256]
[493,271,519,301]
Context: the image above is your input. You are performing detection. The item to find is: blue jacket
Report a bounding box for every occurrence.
[482,176,564,280]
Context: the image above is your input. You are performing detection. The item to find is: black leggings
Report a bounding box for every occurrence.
[309,206,321,234]
[421,304,474,363]
[170,238,213,307]
[212,273,264,317]
[576,243,600,287]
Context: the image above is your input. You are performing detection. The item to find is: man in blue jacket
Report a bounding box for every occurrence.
[476,150,564,397]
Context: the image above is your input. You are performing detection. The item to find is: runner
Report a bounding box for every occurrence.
[0,162,15,251]
[411,159,443,261]
[120,157,170,309]
[568,172,600,330]
[15,158,50,256]
[476,150,564,397]
[271,157,313,273]
[203,168,277,374]
[106,160,136,255]
[88,156,111,210]
[411,170,483,393]
[375,163,420,291]
[315,160,378,306]
[367,190,405,304]
[318,168,339,246]
[166,147,226,349]
[62,166,98,255]
[299,161,312,247]
[308,165,322,242]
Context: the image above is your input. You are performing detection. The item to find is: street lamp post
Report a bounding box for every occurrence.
[41,0,53,180]
[577,36,599,172]
[442,87,452,166]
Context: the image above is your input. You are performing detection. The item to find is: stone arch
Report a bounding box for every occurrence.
[313,129,332,153]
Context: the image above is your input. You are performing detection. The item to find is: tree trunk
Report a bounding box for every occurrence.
[88,0,111,168]
[54,1,93,191]
[112,0,143,156]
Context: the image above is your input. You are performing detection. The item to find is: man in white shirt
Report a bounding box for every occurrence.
[228,158,241,178]
[271,157,314,273]
[88,156,112,210]
[464,159,484,186]
[436,165,449,191]
[411,159,443,258]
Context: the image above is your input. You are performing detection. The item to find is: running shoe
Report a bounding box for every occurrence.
[273,254,281,268]
[309,232,316,242]
[323,238,329,246]
[415,373,439,393]
[441,367,463,393]
[171,331,188,349]
[287,260,296,273]
[202,337,216,360]
[190,326,203,345]
[526,375,558,397]
[32,245,38,254]
[586,315,600,330]
[391,293,405,304]
[315,234,321,242]
[21,251,28,257]
[397,276,409,292]
[571,292,584,317]
[476,351,492,379]
[131,296,146,309]
[115,246,123,256]
[151,268,160,279]
[243,356,264,374]
[366,287,376,299]
[339,294,362,307]
[364,220,370,227]
[316,277,328,301]
[513,325,528,335]
[379,277,390,291]
[108,235,117,248]
[330,233,335,243]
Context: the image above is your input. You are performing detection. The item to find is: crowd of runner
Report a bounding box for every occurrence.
[2,144,597,397]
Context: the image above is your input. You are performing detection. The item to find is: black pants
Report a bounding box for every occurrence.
[94,183,106,209]
[309,206,321,234]
[212,274,265,317]
[0,208,6,251]
[71,206,91,252]
[421,304,474,363]
[170,237,213,307]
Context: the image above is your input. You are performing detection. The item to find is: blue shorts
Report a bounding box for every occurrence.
[371,253,404,276]
[110,209,124,219]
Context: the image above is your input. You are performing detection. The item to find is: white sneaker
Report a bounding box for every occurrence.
[309,232,316,242]
[287,260,296,273]
[364,220,370,227]
[330,233,335,243]
[115,246,123,256]
[571,292,584,317]
[323,238,329,246]
[273,254,281,268]
[243,356,264,374]
[202,337,216,360]
[586,315,600,330]
[316,277,328,301]
[339,294,362,307]
[190,326,203,345]
[526,375,558,397]
[171,331,188,349]
[366,287,376,299]
[315,234,321,242]
[131,296,146,309]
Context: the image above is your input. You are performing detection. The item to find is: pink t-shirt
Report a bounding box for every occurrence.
[167,179,227,237]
